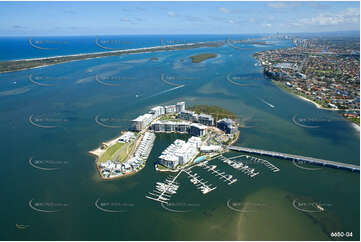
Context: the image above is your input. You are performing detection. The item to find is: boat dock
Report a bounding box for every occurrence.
[228,146,360,172]
[226,154,280,172]
[183,169,216,194]
[145,170,183,204]
[200,163,237,185]
[219,155,260,178]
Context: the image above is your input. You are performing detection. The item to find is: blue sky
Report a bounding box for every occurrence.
[0,1,359,36]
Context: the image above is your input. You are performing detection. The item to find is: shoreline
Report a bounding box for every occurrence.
[10,41,213,62]
[0,41,224,74]
[88,133,124,158]
[351,122,360,133]
[272,80,360,129]
[271,80,337,111]
[89,132,147,181]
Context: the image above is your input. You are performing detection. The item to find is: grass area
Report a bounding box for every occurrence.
[97,142,133,164]
[188,104,237,121]
[189,53,217,63]
[115,142,134,163]
[159,114,177,121]
[226,131,240,145]
[348,117,360,125]
[156,164,170,171]
[98,143,124,164]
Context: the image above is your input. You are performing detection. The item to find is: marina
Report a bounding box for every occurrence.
[198,162,237,185]
[183,169,217,194]
[219,156,260,178]
[225,154,280,172]
[145,171,182,204]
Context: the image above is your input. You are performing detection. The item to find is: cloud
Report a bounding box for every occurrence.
[248,17,256,23]
[184,15,203,22]
[168,11,176,17]
[208,15,245,25]
[63,9,76,15]
[135,6,145,11]
[263,23,272,28]
[219,7,230,14]
[120,17,131,22]
[120,17,142,25]
[267,2,299,9]
[294,7,360,26]
[208,15,226,21]
[12,25,25,29]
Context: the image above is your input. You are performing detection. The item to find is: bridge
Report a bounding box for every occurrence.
[228,146,360,172]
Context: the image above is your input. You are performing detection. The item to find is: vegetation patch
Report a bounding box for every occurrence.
[188,104,237,121]
[189,53,217,63]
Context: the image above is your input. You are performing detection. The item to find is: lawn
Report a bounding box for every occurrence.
[97,142,133,164]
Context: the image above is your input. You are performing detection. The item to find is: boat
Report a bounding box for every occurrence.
[250,172,259,178]
[316,204,325,211]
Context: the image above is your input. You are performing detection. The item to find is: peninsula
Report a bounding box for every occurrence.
[89,101,240,179]
[0,41,224,74]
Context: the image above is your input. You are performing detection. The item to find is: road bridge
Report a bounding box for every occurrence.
[228,146,359,172]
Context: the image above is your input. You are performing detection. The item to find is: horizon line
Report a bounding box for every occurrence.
[0,30,360,38]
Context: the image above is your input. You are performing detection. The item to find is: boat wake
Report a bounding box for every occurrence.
[259,98,275,108]
[143,85,184,99]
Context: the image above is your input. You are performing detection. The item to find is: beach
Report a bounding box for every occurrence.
[88,133,124,158]
[0,40,224,73]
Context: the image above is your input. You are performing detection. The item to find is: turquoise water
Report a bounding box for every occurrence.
[194,156,206,163]
[0,37,359,240]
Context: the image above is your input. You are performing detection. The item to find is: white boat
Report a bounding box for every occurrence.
[209,165,216,171]
[250,172,259,178]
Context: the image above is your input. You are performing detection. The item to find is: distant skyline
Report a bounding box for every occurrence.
[0,1,360,36]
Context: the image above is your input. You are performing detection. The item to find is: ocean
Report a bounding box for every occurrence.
[0,35,359,240]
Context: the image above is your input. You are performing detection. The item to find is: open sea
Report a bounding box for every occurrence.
[0,35,359,240]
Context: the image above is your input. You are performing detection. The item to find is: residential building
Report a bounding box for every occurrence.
[158,137,200,169]
[118,132,135,143]
[189,123,207,136]
[149,106,165,118]
[176,101,186,113]
[198,113,214,126]
[217,118,238,134]
[151,120,190,133]
[178,110,198,122]
[165,105,177,113]
[131,113,153,131]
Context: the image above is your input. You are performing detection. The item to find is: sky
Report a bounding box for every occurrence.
[0,1,360,36]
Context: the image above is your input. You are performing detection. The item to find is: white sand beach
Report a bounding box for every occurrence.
[88,133,124,158]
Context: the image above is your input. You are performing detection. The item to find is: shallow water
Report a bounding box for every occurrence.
[0,36,359,240]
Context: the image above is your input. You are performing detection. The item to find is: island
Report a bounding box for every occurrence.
[189,53,217,63]
[89,101,240,179]
[0,41,223,74]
